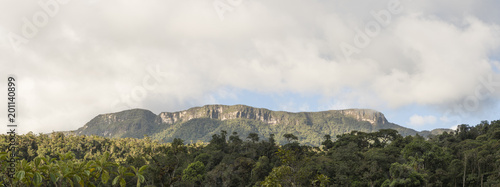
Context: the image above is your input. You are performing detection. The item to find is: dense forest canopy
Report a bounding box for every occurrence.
[1,120,500,186]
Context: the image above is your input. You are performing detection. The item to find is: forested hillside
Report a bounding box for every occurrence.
[71,105,438,146]
[2,120,500,186]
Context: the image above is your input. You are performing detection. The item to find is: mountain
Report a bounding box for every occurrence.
[74,109,159,139]
[71,105,452,146]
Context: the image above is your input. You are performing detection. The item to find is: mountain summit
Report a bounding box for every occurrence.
[72,105,448,145]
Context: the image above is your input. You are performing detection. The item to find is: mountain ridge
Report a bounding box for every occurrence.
[158,105,387,126]
[71,105,452,145]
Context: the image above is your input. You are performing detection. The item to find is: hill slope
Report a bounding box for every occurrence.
[72,105,448,145]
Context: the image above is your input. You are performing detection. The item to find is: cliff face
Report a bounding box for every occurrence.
[158,105,280,125]
[158,105,389,126]
[72,104,423,145]
[339,109,389,125]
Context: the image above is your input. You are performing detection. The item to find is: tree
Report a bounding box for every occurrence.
[113,166,134,187]
[312,174,330,187]
[268,134,276,146]
[130,165,148,187]
[283,134,298,143]
[229,132,243,145]
[376,129,401,146]
[321,135,334,150]
[251,156,272,183]
[91,152,117,185]
[209,131,228,151]
[381,162,427,187]
[247,133,260,143]
[259,165,293,187]
[182,161,206,185]
[171,138,184,154]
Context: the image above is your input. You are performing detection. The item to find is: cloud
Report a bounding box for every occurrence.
[450,125,458,130]
[408,114,437,127]
[1,0,500,133]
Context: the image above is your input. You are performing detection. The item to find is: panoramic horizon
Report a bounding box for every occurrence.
[85,104,454,132]
[2,0,500,134]
[3,1,500,186]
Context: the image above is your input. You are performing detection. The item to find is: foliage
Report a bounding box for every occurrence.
[1,119,500,186]
[182,161,205,185]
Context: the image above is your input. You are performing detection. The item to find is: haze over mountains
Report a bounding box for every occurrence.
[70,105,452,145]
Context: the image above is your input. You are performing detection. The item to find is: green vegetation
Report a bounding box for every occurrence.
[2,120,500,186]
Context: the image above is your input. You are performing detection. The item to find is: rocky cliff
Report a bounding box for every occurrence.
[158,105,389,126]
[158,105,280,125]
[339,109,389,125]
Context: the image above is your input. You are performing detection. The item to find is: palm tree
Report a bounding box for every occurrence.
[130,165,148,187]
[113,166,134,187]
[91,152,117,185]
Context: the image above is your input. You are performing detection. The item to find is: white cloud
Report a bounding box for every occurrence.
[409,114,437,127]
[1,0,500,133]
[450,125,458,131]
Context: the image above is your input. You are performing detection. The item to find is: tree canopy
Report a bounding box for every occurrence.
[1,120,500,186]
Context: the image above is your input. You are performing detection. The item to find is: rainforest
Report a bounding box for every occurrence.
[1,120,500,186]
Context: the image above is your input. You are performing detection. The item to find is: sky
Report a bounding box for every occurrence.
[1,0,500,134]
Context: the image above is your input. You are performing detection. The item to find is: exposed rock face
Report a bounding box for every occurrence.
[158,105,281,125]
[339,109,388,125]
[158,105,389,126]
